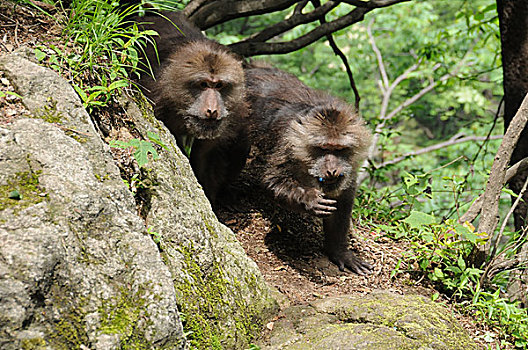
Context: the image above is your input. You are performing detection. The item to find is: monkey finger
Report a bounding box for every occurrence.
[315,203,337,212]
[313,209,335,217]
[319,198,337,206]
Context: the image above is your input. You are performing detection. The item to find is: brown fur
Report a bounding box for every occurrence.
[246,65,373,274]
[136,12,249,205]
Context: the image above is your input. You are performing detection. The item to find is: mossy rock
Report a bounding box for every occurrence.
[261,291,477,350]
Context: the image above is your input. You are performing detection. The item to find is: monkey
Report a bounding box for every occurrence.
[135,12,249,205]
[245,65,373,275]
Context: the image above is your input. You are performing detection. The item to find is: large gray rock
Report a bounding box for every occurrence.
[119,95,279,349]
[0,51,185,349]
[261,291,477,350]
[0,51,277,349]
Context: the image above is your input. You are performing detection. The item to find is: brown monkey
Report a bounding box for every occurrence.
[136,12,249,205]
[246,65,372,275]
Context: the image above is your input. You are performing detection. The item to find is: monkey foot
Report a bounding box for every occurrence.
[328,249,373,275]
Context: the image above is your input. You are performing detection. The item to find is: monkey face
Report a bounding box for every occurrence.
[308,151,354,195]
[158,41,246,140]
[285,104,371,196]
[184,82,230,139]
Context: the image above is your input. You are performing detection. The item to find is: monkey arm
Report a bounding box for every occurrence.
[323,185,372,275]
[264,166,337,216]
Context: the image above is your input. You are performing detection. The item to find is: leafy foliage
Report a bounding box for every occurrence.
[32,0,158,111]
[109,131,167,168]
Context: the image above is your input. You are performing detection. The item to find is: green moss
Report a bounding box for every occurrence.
[200,213,218,238]
[33,98,63,124]
[98,286,153,349]
[132,93,163,132]
[47,291,89,350]
[64,130,89,143]
[174,244,253,349]
[20,338,47,350]
[0,170,45,212]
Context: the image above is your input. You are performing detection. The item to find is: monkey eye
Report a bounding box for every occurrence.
[214,81,223,89]
[199,81,208,89]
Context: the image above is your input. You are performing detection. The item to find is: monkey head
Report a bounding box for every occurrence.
[286,104,371,196]
[158,41,247,139]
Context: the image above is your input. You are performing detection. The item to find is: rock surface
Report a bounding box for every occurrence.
[260,291,477,350]
[0,50,277,349]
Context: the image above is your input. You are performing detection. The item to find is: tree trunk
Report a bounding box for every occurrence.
[498,0,528,230]
[497,0,528,304]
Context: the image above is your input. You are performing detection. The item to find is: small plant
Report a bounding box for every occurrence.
[147,227,164,250]
[33,0,159,112]
[0,90,21,99]
[110,131,168,168]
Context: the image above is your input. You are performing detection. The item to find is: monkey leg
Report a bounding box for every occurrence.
[190,135,249,208]
[322,187,372,275]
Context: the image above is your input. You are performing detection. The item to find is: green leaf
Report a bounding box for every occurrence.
[147,131,168,150]
[72,84,88,103]
[502,188,519,198]
[134,140,159,167]
[402,210,436,229]
[34,48,47,61]
[8,189,21,200]
[457,255,466,271]
[109,139,130,149]
[108,79,128,90]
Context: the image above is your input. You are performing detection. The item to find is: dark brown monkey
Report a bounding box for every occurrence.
[136,12,249,205]
[246,65,372,275]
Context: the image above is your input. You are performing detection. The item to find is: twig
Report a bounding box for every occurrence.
[312,0,361,110]
[492,175,528,259]
[378,135,502,168]
[367,19,389,92]
[459,156,528,224]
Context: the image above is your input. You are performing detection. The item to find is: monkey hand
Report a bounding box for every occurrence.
[303,189,337,217]
[328,248,373,275]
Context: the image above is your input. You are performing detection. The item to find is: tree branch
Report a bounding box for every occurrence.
[367,18,389,92]
[460,156,528,223]
[229,7,371,56]
[378,135,503,168]
[477,93,528,234]
[235,1,339,44]
[187,0,299,29]
[312,0,360,110]
[341,0,412,7]
[463,93,528,266]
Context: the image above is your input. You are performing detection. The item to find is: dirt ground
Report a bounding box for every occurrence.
[0,2,504,348]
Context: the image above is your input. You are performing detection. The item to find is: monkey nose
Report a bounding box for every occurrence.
[205,109,219,119]
[326,170,341,178]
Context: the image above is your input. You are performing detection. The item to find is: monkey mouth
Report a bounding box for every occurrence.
[316,176,345,192]
[185,116,226,139]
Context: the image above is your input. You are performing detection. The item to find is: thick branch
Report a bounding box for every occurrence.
[237,1,339,44]
[341,0,411,7]
[476,93,528,238]
[230,7,371,56]
[187,0,299,29]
